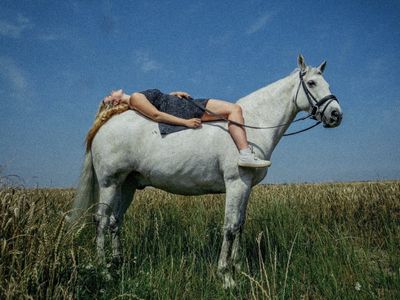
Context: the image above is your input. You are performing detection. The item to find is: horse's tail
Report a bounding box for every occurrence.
[69,150,98,223]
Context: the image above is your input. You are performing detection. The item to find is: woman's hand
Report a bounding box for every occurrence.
[169,91,192,99]
[184,118,202,128]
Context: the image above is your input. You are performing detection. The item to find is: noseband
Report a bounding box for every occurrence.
[296,71,339,124]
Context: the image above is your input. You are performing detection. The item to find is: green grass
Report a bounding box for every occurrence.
[1,181,399,299]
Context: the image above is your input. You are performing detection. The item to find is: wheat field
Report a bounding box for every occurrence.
[0,181,399,299]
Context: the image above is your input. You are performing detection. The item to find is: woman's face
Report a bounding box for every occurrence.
[111,90,123,105]
[104,89,124,106]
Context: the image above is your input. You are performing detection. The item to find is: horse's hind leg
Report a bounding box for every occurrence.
[110,176,137,265]
[95,184,120,263]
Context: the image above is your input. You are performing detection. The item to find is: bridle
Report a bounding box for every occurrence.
[294,70,339,128]
[184,70,340,136]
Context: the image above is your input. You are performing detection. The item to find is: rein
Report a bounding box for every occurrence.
[186,97,314,131]
[184,71,338,136]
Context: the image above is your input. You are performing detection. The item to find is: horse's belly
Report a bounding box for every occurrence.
[147,176,226,195]
[135,156,226,195]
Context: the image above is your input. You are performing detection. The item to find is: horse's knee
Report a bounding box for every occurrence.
[223,216,244,236]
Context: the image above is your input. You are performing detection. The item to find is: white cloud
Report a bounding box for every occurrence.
[0,56,32,108]
[135,50,162,73]
[0,57,27,91]
[0,13,64,42]
[0,14,33,38]
[246,13,272,35]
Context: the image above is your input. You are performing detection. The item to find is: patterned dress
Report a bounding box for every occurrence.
[139,89,209,135]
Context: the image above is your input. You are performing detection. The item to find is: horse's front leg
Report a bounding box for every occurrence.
[218,179,251,289]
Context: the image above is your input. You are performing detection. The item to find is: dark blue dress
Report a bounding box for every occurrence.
[139,89,209,135]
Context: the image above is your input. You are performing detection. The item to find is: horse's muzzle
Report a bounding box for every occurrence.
[323,110,343,128]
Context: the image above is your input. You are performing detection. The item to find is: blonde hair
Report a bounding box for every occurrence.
[85,91,130,152]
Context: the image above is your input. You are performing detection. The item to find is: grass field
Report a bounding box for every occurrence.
[0,181,399,299]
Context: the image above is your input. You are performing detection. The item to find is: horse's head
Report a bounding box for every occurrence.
[294,55,342,128]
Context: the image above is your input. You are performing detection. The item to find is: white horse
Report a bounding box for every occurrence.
[72,55,342,288]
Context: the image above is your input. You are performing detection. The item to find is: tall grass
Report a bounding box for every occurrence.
[0,181,399,299]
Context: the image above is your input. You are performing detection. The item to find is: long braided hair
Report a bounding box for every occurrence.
[85,90,129,152]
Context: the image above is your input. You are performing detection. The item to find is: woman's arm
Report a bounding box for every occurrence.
[128,92,201,128]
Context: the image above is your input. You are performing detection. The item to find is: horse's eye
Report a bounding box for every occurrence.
[307,80,316,87]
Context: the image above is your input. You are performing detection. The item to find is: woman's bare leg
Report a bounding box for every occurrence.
[203,99,271,168]
[202,99,249,150]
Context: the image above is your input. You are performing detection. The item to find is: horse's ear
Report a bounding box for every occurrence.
[317,61,327,73]
[297,54,307,72]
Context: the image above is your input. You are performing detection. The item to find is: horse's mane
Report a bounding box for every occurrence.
[85,102,129,152]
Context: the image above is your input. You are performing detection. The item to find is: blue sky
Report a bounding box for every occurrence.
[0,0,399,187]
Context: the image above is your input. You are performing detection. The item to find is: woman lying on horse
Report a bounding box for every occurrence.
[100,88,271,168]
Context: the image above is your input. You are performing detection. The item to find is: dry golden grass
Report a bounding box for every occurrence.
[0,181,399,299]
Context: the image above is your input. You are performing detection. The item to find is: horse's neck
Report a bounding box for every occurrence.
[237,73,298,156]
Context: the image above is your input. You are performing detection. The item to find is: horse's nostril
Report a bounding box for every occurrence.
[331,110,339,117]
